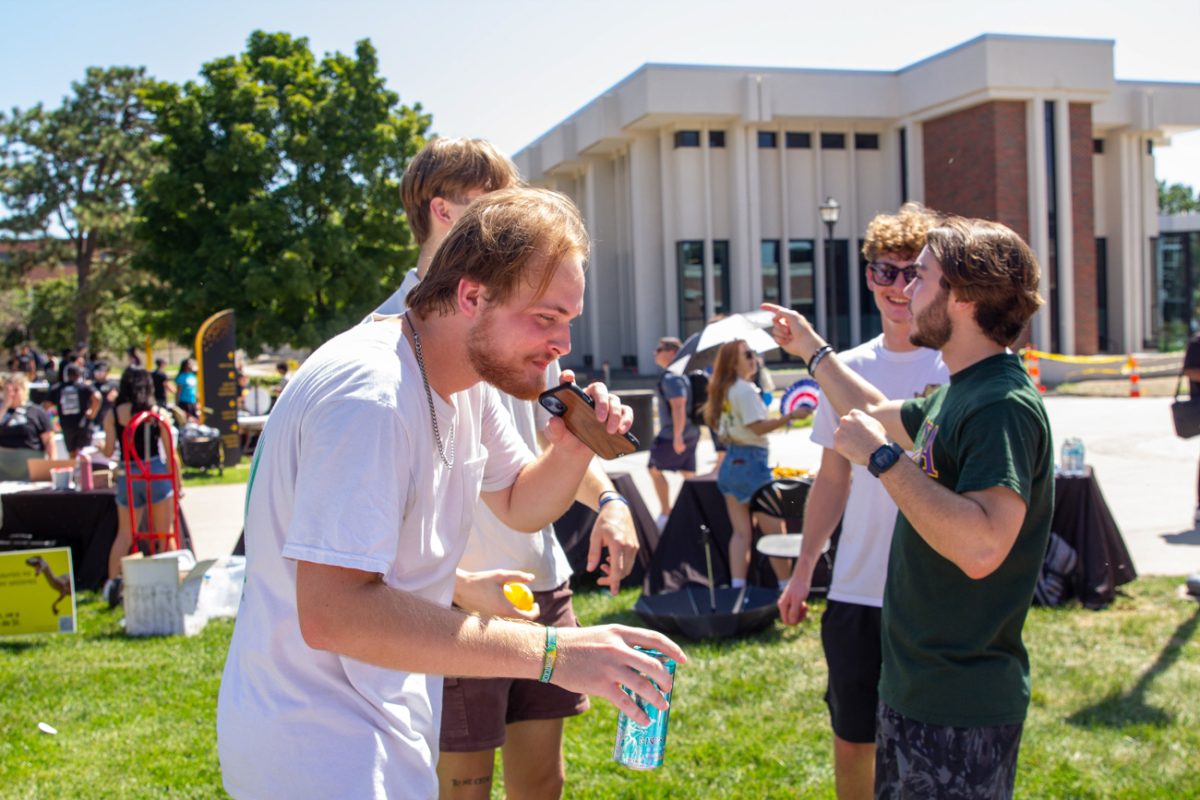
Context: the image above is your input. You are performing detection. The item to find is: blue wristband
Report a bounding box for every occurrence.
[598,491,629,511]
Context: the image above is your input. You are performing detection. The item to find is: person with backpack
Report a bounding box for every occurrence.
[648,337,700,529]
[47,363,100,457]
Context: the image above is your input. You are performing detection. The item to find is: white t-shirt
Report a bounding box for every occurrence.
[217,319,534,800]
[369,268,422,319]
[719,378,769,447]
[374,274,573,590]
[458,359,573,590]
[810,336,947,607]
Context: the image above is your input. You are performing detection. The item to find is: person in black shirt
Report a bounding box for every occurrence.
[151,358,169,407]
[0,373,56,456]
[91,361,119,436]
[48,364,100,457]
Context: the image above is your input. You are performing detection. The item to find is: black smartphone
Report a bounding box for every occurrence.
[538,383,639,459]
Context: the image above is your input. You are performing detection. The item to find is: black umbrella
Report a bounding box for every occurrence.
[634,524,779,639]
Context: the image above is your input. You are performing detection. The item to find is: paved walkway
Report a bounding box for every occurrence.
[179,395,1200,577]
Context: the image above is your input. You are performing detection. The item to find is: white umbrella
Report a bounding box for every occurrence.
[667,310,779,374]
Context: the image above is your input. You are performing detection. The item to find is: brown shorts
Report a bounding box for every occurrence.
[439,581,590,752]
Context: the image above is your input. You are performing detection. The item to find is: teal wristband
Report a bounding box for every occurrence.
[598,491,629,511]
[539,625,558,683]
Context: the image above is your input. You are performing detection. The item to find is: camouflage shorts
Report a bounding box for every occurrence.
[875,702,1023,799]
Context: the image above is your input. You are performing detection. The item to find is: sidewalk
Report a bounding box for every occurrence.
[181,483,246,562]
[179,396,1200,578]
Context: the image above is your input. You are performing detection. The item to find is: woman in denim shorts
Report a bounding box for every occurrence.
[100,368,179,605]
[703,340,809,589]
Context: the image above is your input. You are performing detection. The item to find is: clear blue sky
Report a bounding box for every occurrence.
[4,0,1200,187]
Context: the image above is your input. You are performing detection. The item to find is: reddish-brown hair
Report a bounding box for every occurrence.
[406,187,589,318]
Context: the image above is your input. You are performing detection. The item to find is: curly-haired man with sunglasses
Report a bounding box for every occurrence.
[778,203,947,799]
[767,212,1051,800]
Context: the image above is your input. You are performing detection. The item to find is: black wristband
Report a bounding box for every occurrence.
[807,344,833,375]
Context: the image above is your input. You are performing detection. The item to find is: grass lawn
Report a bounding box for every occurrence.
[1,578,1196,798]
[177,458,251,489]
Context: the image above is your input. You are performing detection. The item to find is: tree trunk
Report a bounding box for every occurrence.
[73,232,97,348]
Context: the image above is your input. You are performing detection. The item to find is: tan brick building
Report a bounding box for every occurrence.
[514,34,1200,370]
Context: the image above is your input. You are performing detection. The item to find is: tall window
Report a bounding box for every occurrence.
[827,240,851,349]
[788,240,816,320]
[1096,238,1109,352]
[1044,100,1060,353]
[677,240,731,337]
[709,130,726,148]
[761,240,783,306]
[677,241,705,337]
[1158,232,1197,350]
[858,242,881,341]
[712,241,731,318]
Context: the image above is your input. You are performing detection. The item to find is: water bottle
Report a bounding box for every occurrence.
[1059,437,1085,477]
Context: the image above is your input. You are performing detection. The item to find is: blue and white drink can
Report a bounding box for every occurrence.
[613,647,676,770]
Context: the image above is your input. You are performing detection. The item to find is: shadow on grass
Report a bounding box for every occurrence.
[591,606,786,646]
[1068,604,1199,729]
[0,639,48,654]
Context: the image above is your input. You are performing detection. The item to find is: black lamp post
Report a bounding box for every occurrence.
[819,196,841,350]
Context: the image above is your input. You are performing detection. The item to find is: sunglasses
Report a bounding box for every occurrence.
[742,351,756,360]
[868,262,918,287]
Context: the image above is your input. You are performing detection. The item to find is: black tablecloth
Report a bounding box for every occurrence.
[645,470,1137,607]
[0,488,192,592]
[645,475,783,594]
[553,472,659,589]
[1052,468,1136,608]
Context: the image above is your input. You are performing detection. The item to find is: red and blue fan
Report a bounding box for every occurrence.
[780,378,820,416]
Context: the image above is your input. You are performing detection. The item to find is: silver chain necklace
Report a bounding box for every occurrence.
[405,312,454,468]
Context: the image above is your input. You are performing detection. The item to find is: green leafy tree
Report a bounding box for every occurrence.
[21,276,145,355]
[0,66,159,348]
[1157,180,1200,214]
[137,31,430,354]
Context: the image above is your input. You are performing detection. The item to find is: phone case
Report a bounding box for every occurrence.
[538,384,639,459]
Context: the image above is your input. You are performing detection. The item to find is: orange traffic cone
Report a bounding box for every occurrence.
[1026,351,1045,394]
[1128,355,1140,398]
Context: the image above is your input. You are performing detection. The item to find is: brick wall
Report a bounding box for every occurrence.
[1069,102,1098,355]
[923,100,1030,242]
[924,100,1034,347]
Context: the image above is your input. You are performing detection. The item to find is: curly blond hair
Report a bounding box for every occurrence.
[861,202,937,263]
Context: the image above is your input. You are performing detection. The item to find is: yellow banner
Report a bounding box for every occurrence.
[0,547,77,635]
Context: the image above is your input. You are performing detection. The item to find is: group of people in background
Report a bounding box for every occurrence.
[0,343,204,606]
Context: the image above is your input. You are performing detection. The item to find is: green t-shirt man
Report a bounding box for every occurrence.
[881,352,1053,727]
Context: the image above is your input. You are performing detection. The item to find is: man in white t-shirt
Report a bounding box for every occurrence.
[379,138,639,799]
[216,188,684,800]
[778,204,947,800]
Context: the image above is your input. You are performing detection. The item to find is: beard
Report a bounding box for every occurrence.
[909,288,953,350]
[466,311,548,400]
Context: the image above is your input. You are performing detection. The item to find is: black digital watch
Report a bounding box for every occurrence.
[867,442,904,478]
